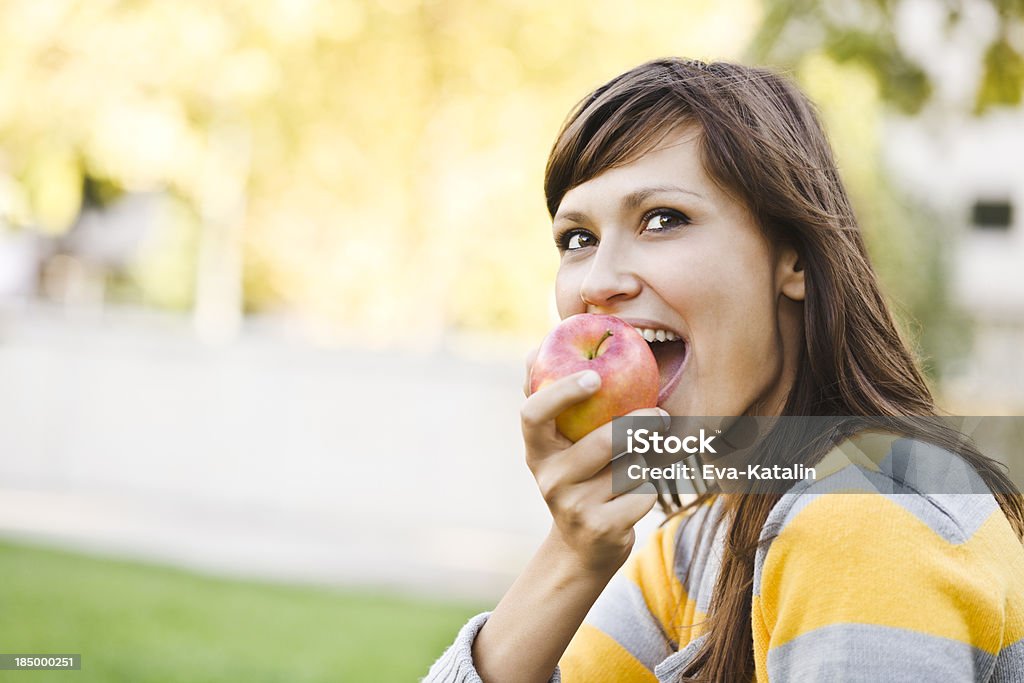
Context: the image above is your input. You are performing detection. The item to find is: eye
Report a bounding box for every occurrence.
[558,229,598,251]
[641,209,690,233]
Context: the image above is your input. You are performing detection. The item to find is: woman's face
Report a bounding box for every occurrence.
[552,125,805,417]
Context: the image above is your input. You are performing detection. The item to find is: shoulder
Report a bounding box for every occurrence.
[759,432,1012,547]
[755,433,1023,583]
[754,486,1014,603]
[751,435,1024,668]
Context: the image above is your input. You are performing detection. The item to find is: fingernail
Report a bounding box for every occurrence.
[658,408,671,430]
[578,371,601,391]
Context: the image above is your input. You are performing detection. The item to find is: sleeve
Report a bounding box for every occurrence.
[752,493,1012,683]
[422,612,562,683]
[558,514,689,683]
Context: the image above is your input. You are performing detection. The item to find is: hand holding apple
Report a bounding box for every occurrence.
[529,314,659,441]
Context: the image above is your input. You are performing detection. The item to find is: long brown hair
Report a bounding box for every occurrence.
[544,58,1024,682]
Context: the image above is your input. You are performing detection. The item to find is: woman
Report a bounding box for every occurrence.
[426,58,1024,682]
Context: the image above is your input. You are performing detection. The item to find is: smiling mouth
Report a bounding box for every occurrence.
[633,325,688,404]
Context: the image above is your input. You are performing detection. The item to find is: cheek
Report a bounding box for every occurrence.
[659,247,773,315]
[707,264,782,382]
[664,239,779,351]
[714,233,775,305]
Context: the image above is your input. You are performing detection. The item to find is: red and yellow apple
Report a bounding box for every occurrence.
[529,313,659,442]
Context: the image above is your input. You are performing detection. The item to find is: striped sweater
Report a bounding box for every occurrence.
[426,433,1024,682]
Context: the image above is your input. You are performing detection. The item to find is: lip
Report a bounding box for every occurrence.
[656,346,688,405]
[617,317,690,405]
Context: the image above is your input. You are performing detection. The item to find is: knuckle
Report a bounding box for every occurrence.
[536,472,558,501]
[520,403,542,430]
[556,492,586,525]
[587,518,614,540]
[592,425,614,452]
[574,511,613,544]
[567,495,587,521]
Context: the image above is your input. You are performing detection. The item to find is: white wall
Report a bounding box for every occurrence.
[0,305,635,601]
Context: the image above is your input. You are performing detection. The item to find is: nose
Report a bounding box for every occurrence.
[579,242,642,309]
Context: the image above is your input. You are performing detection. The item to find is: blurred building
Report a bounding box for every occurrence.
[882,0,1024,412]
[886,109,1024,410]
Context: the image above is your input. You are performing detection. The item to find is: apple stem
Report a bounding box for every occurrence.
[589,330,613,359]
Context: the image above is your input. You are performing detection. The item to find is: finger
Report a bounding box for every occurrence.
[609,453,652,498]
[624,406,672,430]
[603,482,659,525]
[521,370,602,453]
[567,407,667,481]
[574,454,649,503]
[523,347,539,398]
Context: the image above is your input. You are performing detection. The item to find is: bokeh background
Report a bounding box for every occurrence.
[1,0,1023,680]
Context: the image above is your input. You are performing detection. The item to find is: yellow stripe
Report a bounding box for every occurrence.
[970,508,1024,645]
[624,513,686,643]
[752,590,771,683]
[677,596,709,643]
[623,509,716,646]
[757,494,1018,655]
[560,623,658,682]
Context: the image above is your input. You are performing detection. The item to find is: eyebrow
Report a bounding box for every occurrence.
[553,185,705,224]
[624,185,705,209]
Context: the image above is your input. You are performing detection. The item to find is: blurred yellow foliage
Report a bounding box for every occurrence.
[0,0,806,348]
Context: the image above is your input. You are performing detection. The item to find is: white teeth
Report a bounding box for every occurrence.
[633,326,682,343]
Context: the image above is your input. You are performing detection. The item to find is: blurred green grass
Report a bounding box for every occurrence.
[0,540,485,682]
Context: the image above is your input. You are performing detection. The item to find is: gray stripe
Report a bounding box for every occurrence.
[846,438,997,538]
[883,439,998,538]
[918,491,999,540]
[423,612,486,683]
[883,438,992,496]
[690,522,724,614]
[767,623,996,682]
[586,573,674,671]
[423,612,561,683]
[654,633,707,682]
[672,498,726,612]
[671,500,717,582]
[993,636,1024,682]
